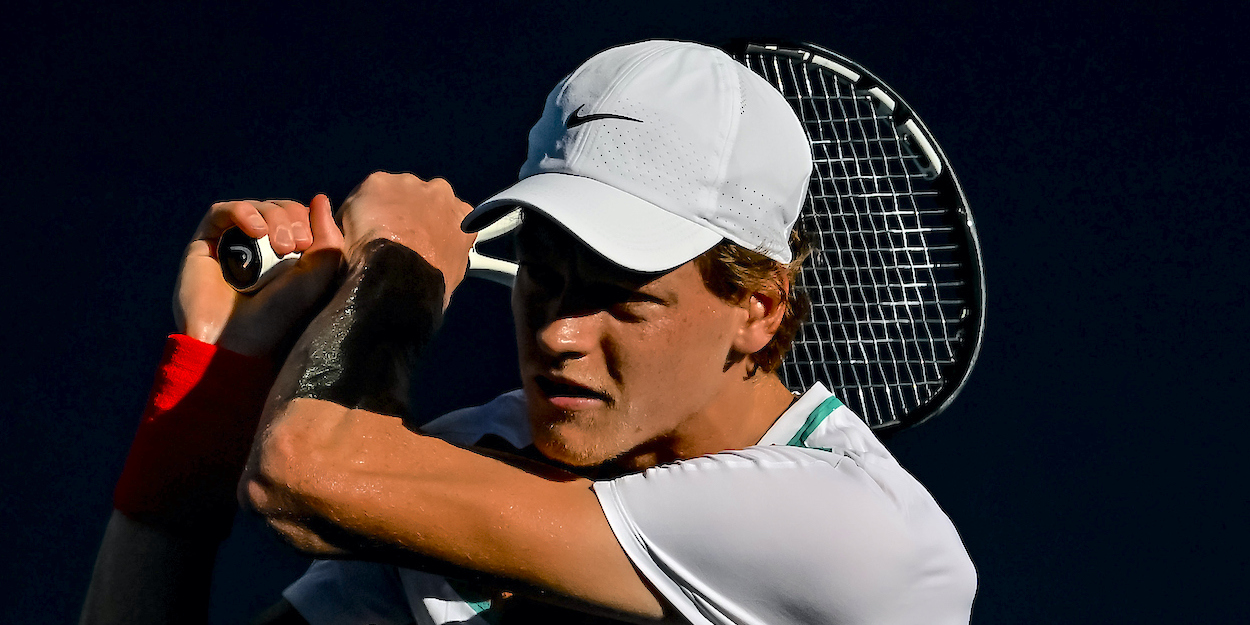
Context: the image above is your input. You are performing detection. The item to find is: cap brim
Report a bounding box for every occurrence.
[464,173,723,273]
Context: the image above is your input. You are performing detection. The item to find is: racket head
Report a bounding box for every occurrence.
[726,39,987,434]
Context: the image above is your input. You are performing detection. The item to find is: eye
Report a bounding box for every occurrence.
[599,286,663,321]
[519,261,563,292]
[608,303,647,322]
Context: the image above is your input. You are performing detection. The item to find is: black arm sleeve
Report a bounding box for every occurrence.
[288,238,446,417]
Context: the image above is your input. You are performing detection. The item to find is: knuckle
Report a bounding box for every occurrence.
[230,202,259,216]
[257,201,288,217]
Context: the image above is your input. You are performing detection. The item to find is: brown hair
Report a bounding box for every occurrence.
[695,228,812,375]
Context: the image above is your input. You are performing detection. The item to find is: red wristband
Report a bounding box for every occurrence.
[113,334,274,538]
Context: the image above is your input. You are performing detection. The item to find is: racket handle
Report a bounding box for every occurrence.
[219,215,523,292]
[218,227,301,293]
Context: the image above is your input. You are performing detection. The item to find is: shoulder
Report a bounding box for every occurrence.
[419,389,531,448]
[592,446,976,623]
[595,444,928,540]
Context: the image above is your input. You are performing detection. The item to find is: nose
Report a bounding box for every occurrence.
[534,304,602,361]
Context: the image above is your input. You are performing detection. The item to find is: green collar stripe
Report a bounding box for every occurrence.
[786,395,843,447]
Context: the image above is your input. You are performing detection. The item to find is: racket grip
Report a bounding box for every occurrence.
[217,227,301,293]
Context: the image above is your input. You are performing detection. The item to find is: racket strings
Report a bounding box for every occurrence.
[743,50,972,429]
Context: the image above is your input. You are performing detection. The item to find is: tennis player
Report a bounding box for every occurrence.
[84,41,976,624]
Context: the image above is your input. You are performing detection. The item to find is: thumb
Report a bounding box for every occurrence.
[288,193,345,289]
[254,194,344,308]
[307,193,346,253]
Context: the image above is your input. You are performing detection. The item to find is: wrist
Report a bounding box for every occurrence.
[215,326,280,359]
[178,324,269,359]
[345,232,467,309]
[114,335,275,537]
[181,324,222,346]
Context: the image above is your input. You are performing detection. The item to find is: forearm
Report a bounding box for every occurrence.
[242,238,449,551]
[81,512,217,625]
[84,336,275,624]
[242,399,659,620]
[280,237,446,417]
[239,238,547,570]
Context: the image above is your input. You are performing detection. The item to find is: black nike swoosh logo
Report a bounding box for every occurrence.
[565,105,643,128]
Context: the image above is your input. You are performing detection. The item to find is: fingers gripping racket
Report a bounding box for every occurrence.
[218,208,523,292]
[728,39,987,434]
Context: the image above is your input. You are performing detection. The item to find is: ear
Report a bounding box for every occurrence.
[732,272,789,356]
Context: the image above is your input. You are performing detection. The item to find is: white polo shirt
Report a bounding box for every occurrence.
[284,384,977,624]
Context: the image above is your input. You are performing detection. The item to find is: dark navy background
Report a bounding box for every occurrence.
[3,1,1243,622]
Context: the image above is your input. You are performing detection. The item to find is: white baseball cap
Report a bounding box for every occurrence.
[464,40,812,273]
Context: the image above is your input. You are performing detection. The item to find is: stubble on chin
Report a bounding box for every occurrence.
[528,408,621,470]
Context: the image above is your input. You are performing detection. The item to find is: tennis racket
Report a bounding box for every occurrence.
[726,39,987,434]
[218,208,522,292]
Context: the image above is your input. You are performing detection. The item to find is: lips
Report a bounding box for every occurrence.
[533,375,611,405]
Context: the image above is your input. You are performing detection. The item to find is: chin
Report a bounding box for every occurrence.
[524,396,616,468]
[530,423,620,469]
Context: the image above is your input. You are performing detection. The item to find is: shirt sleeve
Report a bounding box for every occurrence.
[282,560,416,625]
[592,445,977,625]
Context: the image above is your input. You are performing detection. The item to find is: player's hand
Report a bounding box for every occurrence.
[173,194,346,358]
[336,171,475,305]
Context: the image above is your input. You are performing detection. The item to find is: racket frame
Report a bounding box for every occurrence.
[725,38,987,434]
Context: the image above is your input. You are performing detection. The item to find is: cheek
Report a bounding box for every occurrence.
[670,312,732,373]
[617,306,737,405]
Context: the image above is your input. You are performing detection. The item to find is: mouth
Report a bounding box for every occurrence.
[533,375,611,408]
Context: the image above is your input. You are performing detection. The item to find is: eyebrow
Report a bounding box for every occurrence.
[515,214,683,305]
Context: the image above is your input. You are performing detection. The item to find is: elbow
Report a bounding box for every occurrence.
[238,419,304,517]
[238,415,344,556]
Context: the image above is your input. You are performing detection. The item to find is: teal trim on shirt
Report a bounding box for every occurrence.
[445,579,499,623]
[786,395,844,447]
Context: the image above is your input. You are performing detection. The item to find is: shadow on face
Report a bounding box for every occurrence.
[513,212,670,322]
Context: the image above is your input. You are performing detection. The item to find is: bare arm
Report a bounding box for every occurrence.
[81,196,343,625]
[81,512,217,625]
[241,173,670,622]
[82,518,312,625]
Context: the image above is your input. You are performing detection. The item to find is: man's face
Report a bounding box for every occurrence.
[513,215,746,469]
